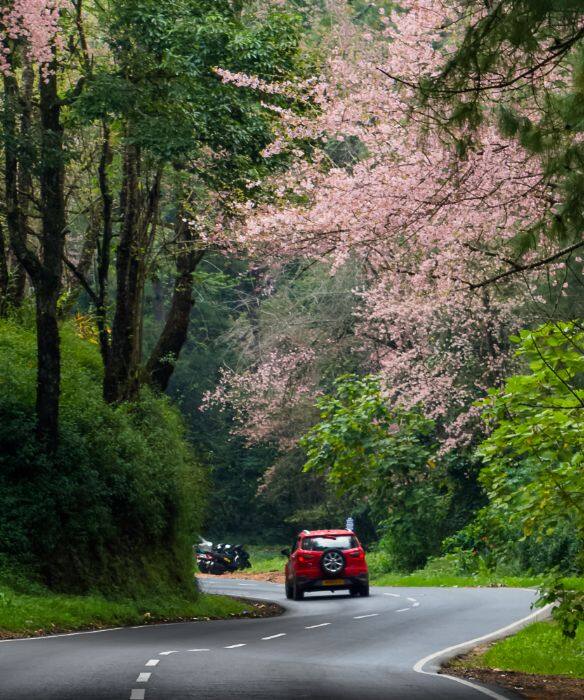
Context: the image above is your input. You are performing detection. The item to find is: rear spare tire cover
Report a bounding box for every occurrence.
[320,548,346,577]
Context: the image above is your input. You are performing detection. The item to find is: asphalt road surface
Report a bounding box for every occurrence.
[0,579,546,700]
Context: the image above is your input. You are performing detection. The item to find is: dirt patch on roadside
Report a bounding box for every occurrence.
[445,666,584,698]
[444,647,584,699]
[232,597,284,618]
[197,571,285,584]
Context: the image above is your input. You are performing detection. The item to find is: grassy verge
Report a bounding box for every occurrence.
[368,553,584,590]
[247,545,287,574]
[372,572,541,587]
[371,570,584,589]
[0,584,252,638]
[448,621,584,678]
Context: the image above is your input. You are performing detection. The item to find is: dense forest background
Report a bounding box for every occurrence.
[0,0,583,635]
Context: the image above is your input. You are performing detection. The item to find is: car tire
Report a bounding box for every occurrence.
[349,586,359,597]
[285,579,293,599]
[320,548,346,577]
[360,584,370,597]
[292,580,304,600]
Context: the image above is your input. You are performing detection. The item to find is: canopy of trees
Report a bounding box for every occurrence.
[1,0,583,629]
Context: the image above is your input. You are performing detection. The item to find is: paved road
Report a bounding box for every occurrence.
[0,579,544,700]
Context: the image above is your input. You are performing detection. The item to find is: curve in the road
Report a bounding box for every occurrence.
[0,580,546,700]
[413,603,551,700]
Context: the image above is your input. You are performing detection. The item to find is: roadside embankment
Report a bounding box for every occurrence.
[0,586,279,640]
[444,621,584,699]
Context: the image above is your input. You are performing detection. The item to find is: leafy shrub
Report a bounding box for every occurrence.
[537,581,584,639]
[0,318,205,596]
[301,374,483,572]
[444,506,582,577]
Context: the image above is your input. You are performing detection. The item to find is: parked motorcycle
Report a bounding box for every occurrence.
[195,539,251,575]
[214,543,252,571]
[196,549,231,575]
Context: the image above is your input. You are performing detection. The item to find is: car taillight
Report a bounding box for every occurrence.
[298,554,314,563]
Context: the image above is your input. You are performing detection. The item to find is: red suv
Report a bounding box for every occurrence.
[283,529,369,600]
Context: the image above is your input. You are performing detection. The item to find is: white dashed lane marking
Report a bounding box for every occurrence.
[129,587,425,699]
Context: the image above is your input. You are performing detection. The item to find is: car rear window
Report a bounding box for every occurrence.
[301,536,357,551]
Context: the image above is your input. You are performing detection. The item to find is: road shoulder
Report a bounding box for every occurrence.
[444,654,584,699]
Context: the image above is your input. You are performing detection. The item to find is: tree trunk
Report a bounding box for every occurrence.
[104,142,140,403]
[12,60,35,308]
[35,283,61,449]
[2,52,65,449]
[96,122,113,366]
[146,214,204,392]
[3,67,33,307]
[0,223,8,314]
[103,145,161,403]
[3,72,27,280]
[36,67,66,449]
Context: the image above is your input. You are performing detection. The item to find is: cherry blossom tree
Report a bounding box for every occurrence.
[208,0,578,450]
[0,0,67,77]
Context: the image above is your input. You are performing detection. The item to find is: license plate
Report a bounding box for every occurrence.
[323,579,344,585]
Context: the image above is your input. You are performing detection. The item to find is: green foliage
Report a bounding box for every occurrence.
[445,508,582,577]
[537,581,584,639]
[477,321,584,546]
[370,552,559,588]
[0,318,205,595]
[302,374,435,494]
[73,0,309,196]
[144,256,289,542]
[477,321,584,633]
[301,374,482,571]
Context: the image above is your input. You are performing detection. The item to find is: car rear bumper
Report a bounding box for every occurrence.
[295,574,369,592]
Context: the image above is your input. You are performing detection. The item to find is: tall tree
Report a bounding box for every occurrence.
[1,2,70,449]
[68,0,308,403]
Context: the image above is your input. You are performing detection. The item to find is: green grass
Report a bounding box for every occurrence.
[450,621,584,678]
[0,584,250,637]
[372,571,584,590]
[372,572,544,587]
[369,554,584,590]
[247,545,287,574]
